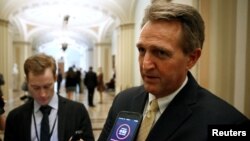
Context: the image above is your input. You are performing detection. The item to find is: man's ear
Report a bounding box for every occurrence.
[24,76,28,82]
[187,48,201,69]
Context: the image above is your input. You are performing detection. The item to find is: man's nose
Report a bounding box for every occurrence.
[39,88,47,96]
[142,53,154,69]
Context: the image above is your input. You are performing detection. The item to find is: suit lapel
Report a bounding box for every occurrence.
[57,96,66,141]
[22,101,33,141]
[147,72,198,140]
[148,101,192,140]
[132,89,148,113]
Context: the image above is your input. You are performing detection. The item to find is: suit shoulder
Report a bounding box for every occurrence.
[195,87,248,122]
[7,102,32,117]
[59,96,84,106]
[113,86,146,103]
[117,85,145,97]
[59,96,87,111]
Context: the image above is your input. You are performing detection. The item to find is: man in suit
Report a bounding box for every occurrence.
[4,53,94,141]
[98,2,249,141]
[84,66,97,107]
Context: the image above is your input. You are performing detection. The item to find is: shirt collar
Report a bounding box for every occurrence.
[33,93,59,113]
[148,76,188,114]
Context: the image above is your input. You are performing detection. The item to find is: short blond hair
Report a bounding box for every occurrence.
[24,53,57,79]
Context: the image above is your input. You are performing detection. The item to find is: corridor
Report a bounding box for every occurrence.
[3,88,115,140]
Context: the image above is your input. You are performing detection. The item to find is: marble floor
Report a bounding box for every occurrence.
[3,88,115,141]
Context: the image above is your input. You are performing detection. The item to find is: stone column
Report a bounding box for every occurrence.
[95,42,112,82]
[0,19,14,100]
[233,0,248,115]
[199,0,249,117]
[13,41,32,90]
[116,23,135,93]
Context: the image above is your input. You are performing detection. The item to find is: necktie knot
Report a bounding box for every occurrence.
[146,99,159,118]
[40,105,52,115]
[149,99,159,112]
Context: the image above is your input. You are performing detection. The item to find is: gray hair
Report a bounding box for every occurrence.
[142,2,205,54]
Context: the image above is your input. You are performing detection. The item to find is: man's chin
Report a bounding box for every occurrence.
[143,84,158,94]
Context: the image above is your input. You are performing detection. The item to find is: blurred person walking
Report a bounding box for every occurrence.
[76,68,83,94]
[65,67,77,100]
[84,66,97,107]
[97,67,105,104]
[57,68,63,95]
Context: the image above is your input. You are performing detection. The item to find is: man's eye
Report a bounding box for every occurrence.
[44,86,51,89]
[138,47,145,54]
[153,49,169,58]
[44,84,52,89]
[33,87,40,90]
[158,50,168,57]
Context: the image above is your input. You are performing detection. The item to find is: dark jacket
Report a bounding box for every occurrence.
[4,95,95,141]
[98,72,249,141]
[84,71,97,89]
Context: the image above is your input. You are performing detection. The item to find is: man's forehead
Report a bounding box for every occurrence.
[29,82,53,87]
[28,69,54,77]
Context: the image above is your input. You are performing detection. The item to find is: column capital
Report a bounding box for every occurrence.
[13,41,31,46]
[95,42,111,47]
[119,23,135,28]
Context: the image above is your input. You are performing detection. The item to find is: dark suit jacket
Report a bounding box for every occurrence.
[84,71,97,89]
[4,95,94,141]
[98,72,249,141]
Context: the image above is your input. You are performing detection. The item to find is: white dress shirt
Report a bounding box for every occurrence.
[31,93,59,141]
[143,76,188,125]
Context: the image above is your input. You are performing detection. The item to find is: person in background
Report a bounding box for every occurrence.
[98,2,249,141]
[84,66,97,107]
[97,67,105,103]
[0,96,5,130]
[76,68,83,94]
[106,72,115,91]
[20,81,33,102]
[0,95,6,141]
[65,67,77,100]
[56,68,63,95]
[4,53,94,141]
[0,73,5,131]
[0,73,4,98]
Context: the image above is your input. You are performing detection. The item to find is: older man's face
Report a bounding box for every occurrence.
[137,21,196,98]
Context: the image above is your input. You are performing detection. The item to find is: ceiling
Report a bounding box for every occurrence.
[0,0,137,49]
